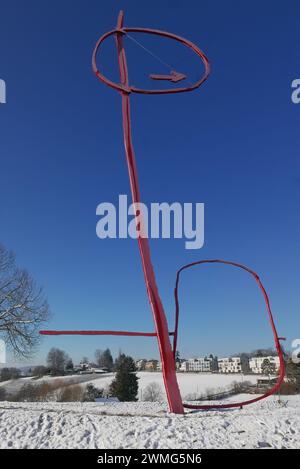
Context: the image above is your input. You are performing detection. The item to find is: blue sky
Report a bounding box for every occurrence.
[0,0,299,366]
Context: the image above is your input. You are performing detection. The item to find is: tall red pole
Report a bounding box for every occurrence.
[115,11,184,414]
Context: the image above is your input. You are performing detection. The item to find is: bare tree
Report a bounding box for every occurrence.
[47,348,68,376]
[95,349,103,366]
[0,244,50,357]
[95,348,113,371]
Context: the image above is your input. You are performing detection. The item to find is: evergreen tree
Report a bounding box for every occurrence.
[209,354,219,372]
[109,354,138,401]
[240,353,251,373]
[261,359,276,376]
[285,359,300,389]
[47,348,68,376]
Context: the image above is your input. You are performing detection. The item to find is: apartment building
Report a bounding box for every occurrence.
[180,357,212,372]
[218,357,242,373]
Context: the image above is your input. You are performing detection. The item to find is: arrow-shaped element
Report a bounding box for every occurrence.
[150,70,186,83]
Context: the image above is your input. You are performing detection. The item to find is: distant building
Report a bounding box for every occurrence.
[73,362,107,374]
[78,361,90,371]
[218,357,242,373]
[135,359,147,371]
[145,360,158,371]
[179,361,188,372]
[249,356,280,374]
[157,362,162,371]
[180,357,212,372]
[90,367,107,374]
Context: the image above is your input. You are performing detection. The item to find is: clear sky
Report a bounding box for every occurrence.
[0,0,299,366]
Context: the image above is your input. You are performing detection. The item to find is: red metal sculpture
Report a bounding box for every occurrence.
[40,11,285,414]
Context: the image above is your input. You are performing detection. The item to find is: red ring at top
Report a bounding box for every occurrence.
[92,27,210,95]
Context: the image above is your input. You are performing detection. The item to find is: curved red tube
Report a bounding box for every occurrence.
[92,28,210,95]
[173,259,285,410]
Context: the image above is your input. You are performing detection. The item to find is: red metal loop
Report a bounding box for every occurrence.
[173,259,285,410]
[92,28,210,95]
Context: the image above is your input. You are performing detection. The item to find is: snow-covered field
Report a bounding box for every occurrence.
[86,372,260,400]
[2,372,298,449]
[0,395,299,449]
[0,372,259,401]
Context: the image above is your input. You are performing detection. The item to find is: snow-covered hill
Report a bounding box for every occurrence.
[0,395,299,449]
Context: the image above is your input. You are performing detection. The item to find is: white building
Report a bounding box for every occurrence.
[157,362,162,371]
[249,356,280,374]
[135,359,146,371]
[218,357,242,373]
[180,357,212,372]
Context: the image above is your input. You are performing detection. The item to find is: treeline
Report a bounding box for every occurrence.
[0,380,105,403]
[44,347,115,376]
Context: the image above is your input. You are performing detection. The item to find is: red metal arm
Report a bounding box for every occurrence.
[40,330,174,337]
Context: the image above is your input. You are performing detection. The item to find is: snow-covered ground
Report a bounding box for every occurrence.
[0,395,299,449]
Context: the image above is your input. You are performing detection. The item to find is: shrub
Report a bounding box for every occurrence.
[142,382,163,402]
[0,387,7,401]
[83,384,104,401]
[14,383,37,401]
[278,360,300,395]
[13,379,68,402]
[57,384,85,402]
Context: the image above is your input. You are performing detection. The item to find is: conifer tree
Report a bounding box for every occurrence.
[109,354,138,401]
